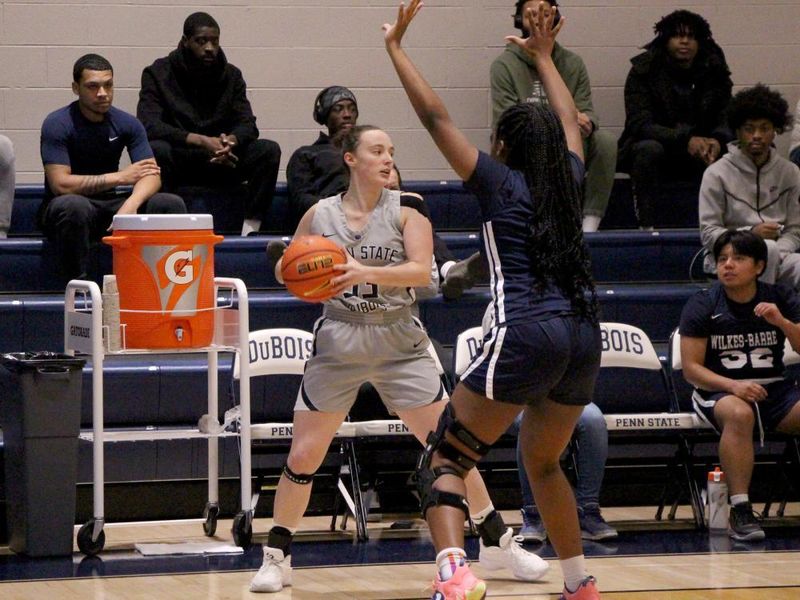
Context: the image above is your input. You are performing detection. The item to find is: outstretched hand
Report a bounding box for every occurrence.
[505,1,563,61]
[382,0,424,49]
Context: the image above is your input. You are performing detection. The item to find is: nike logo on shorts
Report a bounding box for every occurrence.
[711,314,723,320]
[322,233,336,238]
[108,136,119,142]
[413,339,425,348]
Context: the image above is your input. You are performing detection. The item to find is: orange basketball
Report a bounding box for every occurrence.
[280,235,348,303]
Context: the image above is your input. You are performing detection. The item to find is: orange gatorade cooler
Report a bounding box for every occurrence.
[103,214,223,349]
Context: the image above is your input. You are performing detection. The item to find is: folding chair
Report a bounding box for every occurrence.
[597,322,705,528]
[231,328,364,541]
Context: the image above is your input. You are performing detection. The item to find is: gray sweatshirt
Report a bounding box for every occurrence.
[700,141,800,264]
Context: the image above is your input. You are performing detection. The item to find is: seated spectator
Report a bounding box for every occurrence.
[0,135,13,238]
[700,85,800,290]
[387,164,457,293]
[617,10,733,229]
[680,230,800,541]
[286,88,457,286]
[39,54,185,281]
[492,0,616,232]
[286,86,357,231]
[790,99,800,169]
[137,12,280,235]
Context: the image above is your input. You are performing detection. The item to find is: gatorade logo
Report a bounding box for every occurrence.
[165,250,195,285]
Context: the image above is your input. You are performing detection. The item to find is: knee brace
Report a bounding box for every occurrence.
[283,464,315,485]
[415,404,491,519]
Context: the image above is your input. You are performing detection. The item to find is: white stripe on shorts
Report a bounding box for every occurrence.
[483,221,506,325]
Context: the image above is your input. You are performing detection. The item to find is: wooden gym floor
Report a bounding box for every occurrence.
[1,506,799,599]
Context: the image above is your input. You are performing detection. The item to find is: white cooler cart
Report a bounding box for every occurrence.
[64,277,254,555]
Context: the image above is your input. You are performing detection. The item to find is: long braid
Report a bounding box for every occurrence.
[495,103,598,321]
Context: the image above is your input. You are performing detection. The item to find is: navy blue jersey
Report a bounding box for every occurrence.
[680,281,800,382]
[464,150,585,326]
[40,102,153,201]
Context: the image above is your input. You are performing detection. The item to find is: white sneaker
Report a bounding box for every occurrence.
[249,546,292,592]
[479,527,549,581]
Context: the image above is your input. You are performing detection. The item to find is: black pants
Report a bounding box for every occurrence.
[151,138,281,224]
[618,139,706,228]
[41,192,186,280]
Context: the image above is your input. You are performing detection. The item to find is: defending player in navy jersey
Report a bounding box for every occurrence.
[680,230,800,542]
[385,2,601,599]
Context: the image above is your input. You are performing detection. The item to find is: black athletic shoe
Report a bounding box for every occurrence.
[729,502,765,542]
[441,252,486,300]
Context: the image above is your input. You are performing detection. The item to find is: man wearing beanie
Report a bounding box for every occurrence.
[285,86,358,231]
[137,12,281,235]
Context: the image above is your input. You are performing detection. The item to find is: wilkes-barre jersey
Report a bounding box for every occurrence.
[310,189,416,315]
[680,281,800,383]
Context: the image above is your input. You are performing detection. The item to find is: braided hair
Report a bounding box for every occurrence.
[494,102,597,321]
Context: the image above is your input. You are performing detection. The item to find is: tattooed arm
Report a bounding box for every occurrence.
[45,159,161,197]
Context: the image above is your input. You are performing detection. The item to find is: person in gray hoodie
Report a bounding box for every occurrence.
[699,85,800,289]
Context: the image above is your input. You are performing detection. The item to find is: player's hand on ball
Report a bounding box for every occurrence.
[330,252,368,290]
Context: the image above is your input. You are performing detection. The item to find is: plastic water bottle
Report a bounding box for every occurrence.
[102,275,122,352]
[707,467,729,532]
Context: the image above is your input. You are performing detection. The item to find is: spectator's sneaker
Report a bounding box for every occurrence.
[729,502,765,542]
[519,505,547,543]
[559,576,600,600]
[441,252,485,300]
[431,564,486,600]
[249,546,292,593]
[479,527,549,581]
[578,505,618,541]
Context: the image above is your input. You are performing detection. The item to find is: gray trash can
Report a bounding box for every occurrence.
[0,352,85,556]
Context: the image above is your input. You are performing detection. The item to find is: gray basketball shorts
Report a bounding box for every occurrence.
[296,313,447,413]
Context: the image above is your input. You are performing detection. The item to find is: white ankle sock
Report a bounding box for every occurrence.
[730,494,749,506]
[470,503,495,525]
[440,260,456,279]
[436,547,466,581]
[561,555,588,593]
[242,218,261,236]
[582,215,601,232]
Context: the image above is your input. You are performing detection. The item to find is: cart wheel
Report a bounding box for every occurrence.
[77,520,106,556]
[203,503,220,537]
[232,511,252,548]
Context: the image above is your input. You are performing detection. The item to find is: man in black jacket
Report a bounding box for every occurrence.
[617,10,733,229]
[285,86,357,232]
[137,12,281,235]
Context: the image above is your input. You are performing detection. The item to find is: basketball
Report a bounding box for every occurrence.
[280,235,348,303]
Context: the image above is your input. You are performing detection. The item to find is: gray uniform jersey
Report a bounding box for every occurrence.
[311,189,415,315]
[297,189,446,413]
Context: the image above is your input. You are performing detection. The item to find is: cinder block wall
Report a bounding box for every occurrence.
[1,1,798,184]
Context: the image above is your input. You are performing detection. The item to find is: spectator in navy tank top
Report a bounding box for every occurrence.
[39,54,185,282]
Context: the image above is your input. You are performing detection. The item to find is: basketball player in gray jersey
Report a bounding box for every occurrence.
[250,125,548,594]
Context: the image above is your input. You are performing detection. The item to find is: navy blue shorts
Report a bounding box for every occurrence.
[460,316,601,406]
[692,378,800,433]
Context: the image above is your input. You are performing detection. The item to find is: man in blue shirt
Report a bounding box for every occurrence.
[40,54,185,280]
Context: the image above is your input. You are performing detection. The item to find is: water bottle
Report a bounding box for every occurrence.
[707,467,729,532]
[102,274,122,352]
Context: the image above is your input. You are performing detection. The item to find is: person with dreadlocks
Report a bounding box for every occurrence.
[385,2,601,599]
[699,85,800,290]
[617,10,733,229]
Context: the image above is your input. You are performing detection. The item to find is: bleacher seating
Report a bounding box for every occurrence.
[6,178,701,238]
[0,179,715,523]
